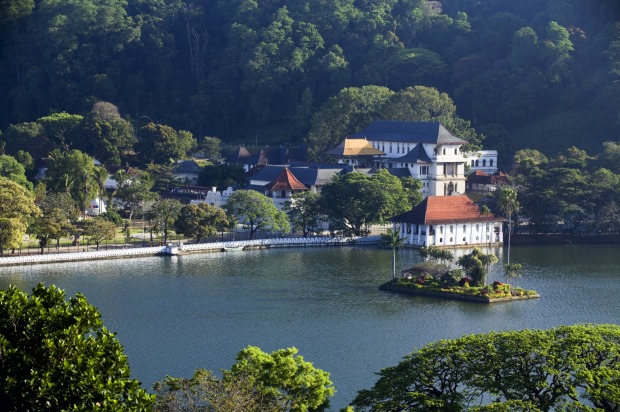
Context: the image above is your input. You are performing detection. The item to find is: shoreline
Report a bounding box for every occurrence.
[380,282,540,304]
[0,236,381,267]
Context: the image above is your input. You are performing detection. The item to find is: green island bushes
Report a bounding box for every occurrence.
[386,247,537,301]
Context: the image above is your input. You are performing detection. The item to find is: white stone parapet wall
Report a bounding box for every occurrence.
[0,236,381,267]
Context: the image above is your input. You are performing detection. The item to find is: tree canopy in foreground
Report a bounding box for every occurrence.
[153,346,334,412]
[351,324,620,411]
[0,284,154,411]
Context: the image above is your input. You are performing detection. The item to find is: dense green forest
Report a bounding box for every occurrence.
[1,0,620,164]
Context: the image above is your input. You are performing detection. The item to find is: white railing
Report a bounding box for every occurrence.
[0,236,380,267]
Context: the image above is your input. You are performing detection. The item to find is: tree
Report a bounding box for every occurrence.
[154,346,334,412]
[225,190,290,239]
[81,111,136,166]
[457,248,498,287]
[148,199,182,244]
[0,154,32,191]
[504,263,522,287]
[419,245,454,266]
[175,203,230,243]
[136,123,195,165]
[93,165,110,213]
[31,204,73,253]
[37,112,83,152]
[198,164,247,191]
[0,284,154,411]
[320,171,411,236]
[381,228,403,280]
[496,187,519,265]
[44,149,97,213]
[400,176,424,208]
[283,191,324,237]
[306,86,395,160]
[113,169,159,223]
[201,136,222,159]
[0,176,40,255]
[83,218,117,250]
[351,324,620,412]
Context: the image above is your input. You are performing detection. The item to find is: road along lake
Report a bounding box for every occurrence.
[0,244,618,409]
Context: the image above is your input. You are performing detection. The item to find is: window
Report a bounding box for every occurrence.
[483,159,487,167]
[389,144,392,153]
[490,159,494,167]
[420,166,428,175]
[476,224,479,232]
[455,149,457,155]
[475,160,479,167]
[450,225,453,233]
[463,225,466,232]
[442,148,446,155]
[440,226,443,234]
[471,160,475,166]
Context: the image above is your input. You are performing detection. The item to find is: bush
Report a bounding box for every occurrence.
[458,277,473,287]
[99,210,123,226]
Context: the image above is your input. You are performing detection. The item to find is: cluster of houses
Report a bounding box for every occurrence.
[35,120,508,248]
[193,120,507,248]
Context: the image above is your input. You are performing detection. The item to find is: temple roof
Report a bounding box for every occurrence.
[390,195,504,225]
[349,121,467,145]
[324,138,385,156]
[226,146,253,164]
[392,143,432,163]
[264,168,309,191]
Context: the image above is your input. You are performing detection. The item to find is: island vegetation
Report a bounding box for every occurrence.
[381,246,538,303]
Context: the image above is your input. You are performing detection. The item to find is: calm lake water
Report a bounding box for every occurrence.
[0,244,618,409]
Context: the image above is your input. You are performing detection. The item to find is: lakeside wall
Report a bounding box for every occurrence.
[0,236,381,267]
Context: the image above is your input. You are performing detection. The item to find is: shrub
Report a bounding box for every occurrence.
[458,277,473,287]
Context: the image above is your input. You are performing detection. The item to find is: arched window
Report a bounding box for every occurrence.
[490,159,494,167]
[483,159,487,167]
[471,160,475,166]
[475,160,479,167]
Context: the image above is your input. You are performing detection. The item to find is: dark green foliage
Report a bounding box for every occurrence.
[153,346,334,412]
[351,324,620,411]
[1,0,618,154]
[99,210,124,226]
[511,145,620,234]
[175,203,230,243]
[0,284,154,411]
[198,164,247,191]
[320,170,413,235]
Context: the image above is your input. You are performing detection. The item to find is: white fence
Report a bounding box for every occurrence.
[0,236,380,267]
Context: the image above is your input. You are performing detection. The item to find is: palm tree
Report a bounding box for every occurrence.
[93,165,109,214]
[497,187,520,265]
[480,204,492,278]
[381,228,404,281]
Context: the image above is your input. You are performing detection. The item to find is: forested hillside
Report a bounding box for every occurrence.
[1,0,619,164]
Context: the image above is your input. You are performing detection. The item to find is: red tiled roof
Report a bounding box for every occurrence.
[391,195,504,224]
[265,168,309,191]
[467,170,510,185]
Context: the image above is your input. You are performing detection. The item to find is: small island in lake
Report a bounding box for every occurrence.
[380,247,539,304]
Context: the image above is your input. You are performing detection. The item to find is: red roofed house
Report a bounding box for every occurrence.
[390,195,504,247]
[264,167,309,209]
[467,170,510,193]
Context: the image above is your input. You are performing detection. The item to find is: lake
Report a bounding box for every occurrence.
[0,244,618,410]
